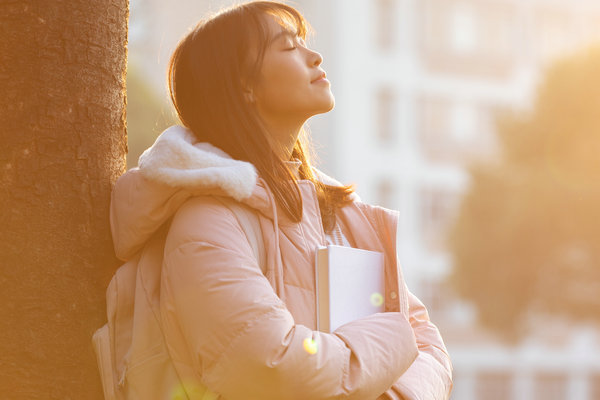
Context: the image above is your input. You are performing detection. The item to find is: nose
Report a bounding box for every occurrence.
[309,49,323,67]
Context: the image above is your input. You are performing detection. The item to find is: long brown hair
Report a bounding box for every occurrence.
[167,0,354,232]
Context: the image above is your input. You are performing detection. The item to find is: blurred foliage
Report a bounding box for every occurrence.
[449,45,600,340]
[126,63,177,169]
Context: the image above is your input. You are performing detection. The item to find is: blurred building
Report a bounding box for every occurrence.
[310,1,600,399]
[129,0,600,398]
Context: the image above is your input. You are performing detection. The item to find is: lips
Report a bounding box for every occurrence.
[311,71,327,83]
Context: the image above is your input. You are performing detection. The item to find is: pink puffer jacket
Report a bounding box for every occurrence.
[110,125,452,399]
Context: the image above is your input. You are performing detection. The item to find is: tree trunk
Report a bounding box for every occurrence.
[0,1,128,398]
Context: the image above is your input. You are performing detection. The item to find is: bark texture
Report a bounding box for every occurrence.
[0,1,128,398]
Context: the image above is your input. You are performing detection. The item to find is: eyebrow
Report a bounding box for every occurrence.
[269,29,298,45]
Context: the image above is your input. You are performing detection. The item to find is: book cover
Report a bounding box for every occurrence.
[315,245,385,333]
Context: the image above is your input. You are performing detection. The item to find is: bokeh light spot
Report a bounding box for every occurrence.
[370,292,384,307]
[170,383,187,400]
[303,337,318,355]
[170,381,212,400]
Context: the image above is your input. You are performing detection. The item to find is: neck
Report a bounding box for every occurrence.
[262,116,306,161]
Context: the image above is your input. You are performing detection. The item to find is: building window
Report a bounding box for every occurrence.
[419,278,450,316]
[418,94,451,162]
[449,371,474,400]
[535,7,575,64]
[375,0,396,50]
[476,371,512,400]
[534,373,567,400]
[450,4,478,55]
[417,94,495,165]
[418,0,517,79]
[376,87,395,144]
[450,101,478,143]
[419,187,460,253]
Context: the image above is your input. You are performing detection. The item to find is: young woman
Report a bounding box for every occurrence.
[110,1,452,398]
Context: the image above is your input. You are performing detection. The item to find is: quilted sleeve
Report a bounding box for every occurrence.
[378,291,453,400]
[160,196,419,400]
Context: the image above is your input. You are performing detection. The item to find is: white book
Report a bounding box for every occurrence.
[315,245,385,333]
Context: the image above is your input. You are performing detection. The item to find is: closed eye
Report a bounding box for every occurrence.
[284,36,305,51]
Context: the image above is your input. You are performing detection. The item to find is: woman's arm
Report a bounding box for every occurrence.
[160,196,419,400]
[378,291,453,400]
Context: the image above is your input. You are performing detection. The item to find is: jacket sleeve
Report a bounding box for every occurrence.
[160,197,419,400]
[378,291,453,400]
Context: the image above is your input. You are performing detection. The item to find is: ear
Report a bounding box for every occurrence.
[243,89,255,104]
[240,77,256,104]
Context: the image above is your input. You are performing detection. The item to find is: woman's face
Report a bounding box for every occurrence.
[249,15,334,125]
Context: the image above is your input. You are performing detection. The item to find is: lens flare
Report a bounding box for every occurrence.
[303,337,318,355]
[370,292,384,307]
[170,384,187,400]
[170,381,215,400]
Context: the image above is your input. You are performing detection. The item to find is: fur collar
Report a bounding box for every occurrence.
[137,124,357,201]
[138,125,258,201]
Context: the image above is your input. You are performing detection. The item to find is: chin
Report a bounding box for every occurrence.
[326,96,335,111]
[309,104,334,118]
[301,93,335,118]
[315,95,335,115]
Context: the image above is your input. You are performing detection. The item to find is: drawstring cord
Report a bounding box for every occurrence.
[259,178,285,302]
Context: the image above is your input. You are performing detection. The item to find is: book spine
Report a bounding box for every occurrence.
[316,247,330,333]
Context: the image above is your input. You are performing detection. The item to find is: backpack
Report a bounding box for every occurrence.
[92,198,265,400]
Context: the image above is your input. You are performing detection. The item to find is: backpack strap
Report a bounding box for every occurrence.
[214,197,266,274]
[92,324,116,400]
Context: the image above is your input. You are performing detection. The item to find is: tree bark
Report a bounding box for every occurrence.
[0,1,128,398]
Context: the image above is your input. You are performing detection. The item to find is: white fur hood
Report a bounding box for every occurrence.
[110,125,351,260]
[138,125,259,201]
